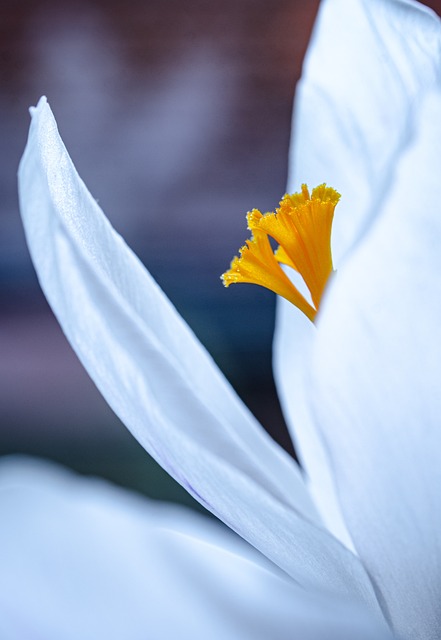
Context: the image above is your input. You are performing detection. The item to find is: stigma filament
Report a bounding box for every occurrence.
[221,184,340,322]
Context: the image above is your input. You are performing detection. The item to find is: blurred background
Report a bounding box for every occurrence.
[1,0,440,512]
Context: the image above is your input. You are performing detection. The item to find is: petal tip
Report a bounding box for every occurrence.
[29,95,49,118]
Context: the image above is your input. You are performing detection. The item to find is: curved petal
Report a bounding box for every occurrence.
[290,0,441,263]
[274,0,441,548]
[18,98,383,609]
[274,299,355,548]
[309,90,441,639]
[0,457,395,640]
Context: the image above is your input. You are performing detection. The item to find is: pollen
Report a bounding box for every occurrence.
[221,184,340,322]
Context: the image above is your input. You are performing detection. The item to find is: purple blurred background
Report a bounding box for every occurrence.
[2,0,440,509]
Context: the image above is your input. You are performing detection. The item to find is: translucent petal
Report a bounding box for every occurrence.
[18,98,381,609]
[290,0,441,263]
[0,457,395,640]
[274,0,441,549]
[309,90,441,640]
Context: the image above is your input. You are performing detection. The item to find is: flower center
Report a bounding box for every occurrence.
[221,184,340,322]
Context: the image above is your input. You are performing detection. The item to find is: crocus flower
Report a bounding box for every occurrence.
[8,0,441,638]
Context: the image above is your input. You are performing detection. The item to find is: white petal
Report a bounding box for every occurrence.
[18,98,381,608]
[0,457,394,640]
[309,90,441,640]
[274,0,441,548]
[290,0,441,262]
[274,300,354,549]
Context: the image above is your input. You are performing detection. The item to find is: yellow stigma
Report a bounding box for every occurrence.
[221,184,340,322]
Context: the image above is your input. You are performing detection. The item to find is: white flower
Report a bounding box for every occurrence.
[7,0,441,638]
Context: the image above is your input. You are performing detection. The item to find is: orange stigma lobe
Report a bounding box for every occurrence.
[221,184,340,322]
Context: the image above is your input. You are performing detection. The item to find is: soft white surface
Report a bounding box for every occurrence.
[0,456,393,640]
[310,90,441,640]
[274,0,441,549]
[291,0,441,263]
[18,98,381,609]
